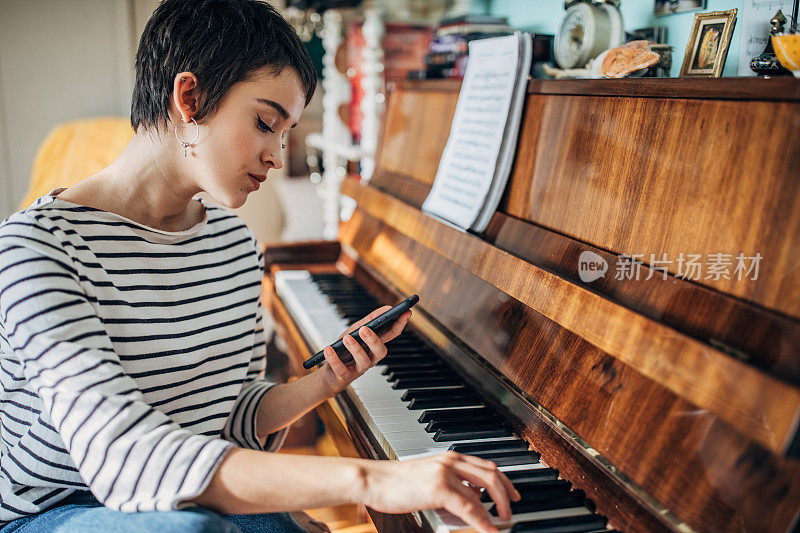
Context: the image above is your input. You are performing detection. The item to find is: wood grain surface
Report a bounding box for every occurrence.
[342,178,800,456]
[378,81,800,318]
[503,93,800,319]
[339,205,800,533]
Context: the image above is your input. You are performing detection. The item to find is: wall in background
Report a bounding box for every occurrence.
[483,0,745,77]
[0,0,137,219]
[0,0,295,243]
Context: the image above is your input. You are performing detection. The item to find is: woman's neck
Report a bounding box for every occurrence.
[57,131,205,232]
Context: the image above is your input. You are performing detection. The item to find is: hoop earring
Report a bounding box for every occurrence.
[174,117,199,157]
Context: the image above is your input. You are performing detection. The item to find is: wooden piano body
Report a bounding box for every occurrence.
[264,77,800,532]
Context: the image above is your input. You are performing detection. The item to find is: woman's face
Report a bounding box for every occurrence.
[184,66,306,209]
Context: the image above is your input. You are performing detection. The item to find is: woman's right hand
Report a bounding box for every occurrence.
[361,451,521,533]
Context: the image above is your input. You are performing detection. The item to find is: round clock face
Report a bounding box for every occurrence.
[554,3,625,70]
[555,4,592,69]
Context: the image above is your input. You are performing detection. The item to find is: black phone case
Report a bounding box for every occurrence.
[302,294,419,369]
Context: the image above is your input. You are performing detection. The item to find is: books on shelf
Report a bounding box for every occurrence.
[422,32,532,233]
[411,15,514,80]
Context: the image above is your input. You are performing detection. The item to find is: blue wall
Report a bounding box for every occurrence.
[482,0,744,77]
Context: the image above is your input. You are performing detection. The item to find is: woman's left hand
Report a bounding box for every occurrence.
[319,305,411,397]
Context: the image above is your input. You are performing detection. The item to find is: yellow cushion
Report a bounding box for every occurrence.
[19,117,134,210]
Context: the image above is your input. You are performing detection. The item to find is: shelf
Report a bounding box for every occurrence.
[401,76,800,101]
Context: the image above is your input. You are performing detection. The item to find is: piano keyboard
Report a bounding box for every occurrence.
[275,271,616,533]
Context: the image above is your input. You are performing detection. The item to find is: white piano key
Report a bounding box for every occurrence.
[426,504,592,533]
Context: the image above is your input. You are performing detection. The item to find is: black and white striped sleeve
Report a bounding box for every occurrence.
[220,230,286,451]
[221,303,287,451]
[0,221,232,512]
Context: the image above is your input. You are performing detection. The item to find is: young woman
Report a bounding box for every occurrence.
[0,1,518,532]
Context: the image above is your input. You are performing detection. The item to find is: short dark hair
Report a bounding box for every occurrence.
[131,0,316,132]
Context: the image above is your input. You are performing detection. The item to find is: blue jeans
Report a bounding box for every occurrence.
[2,491,307,532]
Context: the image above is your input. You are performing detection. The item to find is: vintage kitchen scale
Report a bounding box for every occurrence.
[555,0,625,68]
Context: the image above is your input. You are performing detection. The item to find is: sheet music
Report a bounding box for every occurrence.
[422,34,523,230]
[738,0,794,76]
[473,33,531,232]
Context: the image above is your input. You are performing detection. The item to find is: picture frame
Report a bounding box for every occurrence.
[680,9,738,77]
[654,0,706,17]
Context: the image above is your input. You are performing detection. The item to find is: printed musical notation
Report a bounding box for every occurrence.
[738,0,794,75]
[422,34,528,231]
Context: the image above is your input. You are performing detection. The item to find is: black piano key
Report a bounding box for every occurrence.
[381,362,446,374]
[384,347,437,356]
[481,479,571,503]
[386,336,421,344]
[310,278,359,287]
[384,349,434,358]
[337,307,380,315]
[340,312,374,319]
[317,289,367,296]
[388,340,426,349]
[509,514,608,533]
[378,355,437,366]
[387,368,451,381]
[328,294,371,300]
[388,366,450,376]
[381,359,438,369]
[448,439,529,453]
[433,427,513,442]
[407,396,484,410]
[425,419,505,434]
[386,345,431,353]
[503,468,561,484]
[490,493,586,517]
[401,387,473,401]
[388,347,433,355]
[418,407,495,423]
[402,387,483,409]
[392,376,463,389]
[465,449,541,466]
[388,332,424,341]
[387,335,427,344]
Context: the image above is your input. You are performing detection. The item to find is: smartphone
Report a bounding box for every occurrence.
[302,294,419,369]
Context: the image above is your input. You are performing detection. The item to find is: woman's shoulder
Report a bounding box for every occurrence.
[0,195,74,263]
[1,192,63,236]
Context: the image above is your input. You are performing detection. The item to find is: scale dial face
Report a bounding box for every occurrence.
[554,2,624,70]
[555,3,593,69]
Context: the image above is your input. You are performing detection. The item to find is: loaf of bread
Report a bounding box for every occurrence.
[601,40,660,78]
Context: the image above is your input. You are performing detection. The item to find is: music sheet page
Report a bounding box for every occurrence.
[422,34,520,230]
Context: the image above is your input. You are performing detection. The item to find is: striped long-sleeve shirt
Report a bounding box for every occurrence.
[0,190,286,524]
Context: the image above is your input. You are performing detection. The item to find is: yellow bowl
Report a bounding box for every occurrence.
[772,33,800,76]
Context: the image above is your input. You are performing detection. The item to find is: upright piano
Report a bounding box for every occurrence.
[263,78,800,532]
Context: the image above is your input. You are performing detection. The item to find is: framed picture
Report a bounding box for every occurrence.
[680,9,738,77]
[655,0,706,16]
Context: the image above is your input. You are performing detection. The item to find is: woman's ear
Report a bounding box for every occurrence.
[172,71,200,122]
